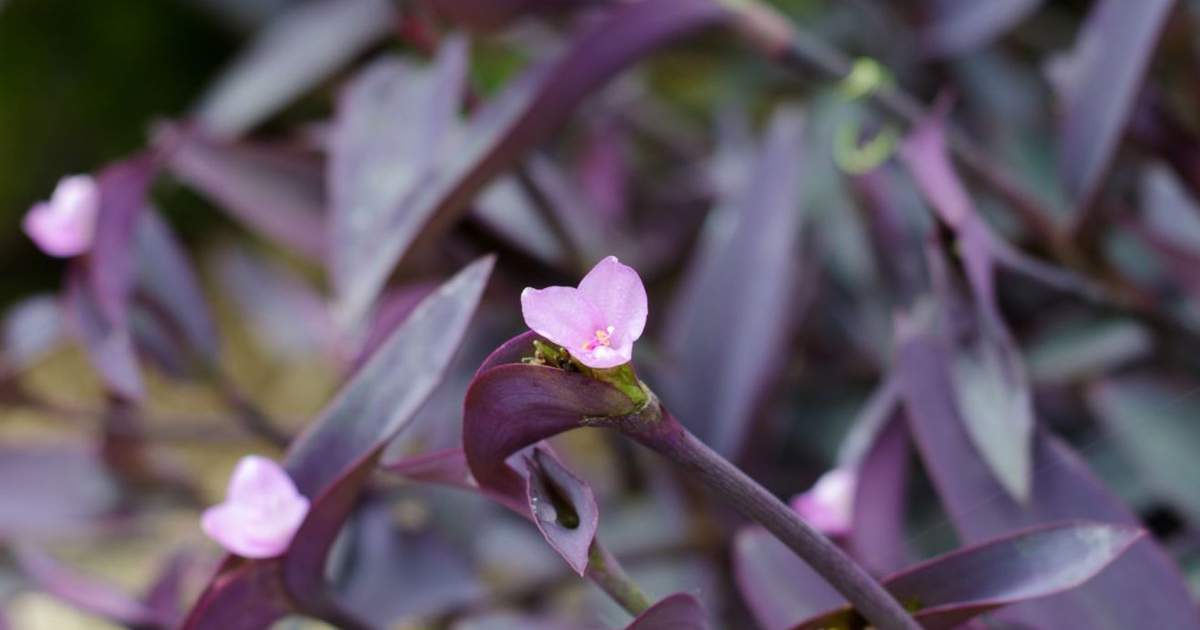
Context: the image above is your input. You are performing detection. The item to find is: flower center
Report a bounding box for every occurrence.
[582,326,615,352]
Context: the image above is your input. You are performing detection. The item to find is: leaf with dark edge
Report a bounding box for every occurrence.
[624,592,709,630]
[13,544,168,628]
[134,210,220,365]
[339,0,729,326]
[664,106,806,457]
[184,256,493,626]
[895,310,1200,629]
[192,0,396,138]
[790,522,1143,630]
[524,446,600,575]
[1050,0,1175,211]
[329,37,468,330]
[158,126,326,260]
[920,0,1043,59]
[1088,377,1200,525]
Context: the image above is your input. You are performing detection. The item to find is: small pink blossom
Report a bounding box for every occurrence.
[521,255,648,369]
[201,455,310,559]
[790,468,856,537]
[22,175,101,257]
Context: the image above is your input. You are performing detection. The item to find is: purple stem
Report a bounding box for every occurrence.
[623,409,921,630]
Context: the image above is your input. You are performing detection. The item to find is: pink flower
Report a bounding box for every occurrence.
[22,175,101,257]
[790,468,856,537]
[521,256,648,369]
[201,455,310,559]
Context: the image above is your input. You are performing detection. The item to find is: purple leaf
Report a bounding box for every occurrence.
[1,294,64,375]
[193,0,396,138]
[849,413,913,575]
[64,265,142,400]
[329,37,468,327]
[1088,377,1200,525]
[624,592,709,630]
[0,447,119,540]
[895,314,1200,629]
[383,447,476,492]
[279,256,492,603]
[182,559,290,630]
[734,527,843,630]
[664,106,806,456]
[143,551,194,627]
[1050,0,1175,210]
[340,0,728,326]
[791,522,1143,630]
[920,0,1043,58]
[524,446,600,575]
[160,127,326,259]
[14,544,169,628]
[338,497,485,626]
[463,358,635,510]
[209,244,335,359]
[425,0,600,32]
[186,256,492,622]
[134,210,220,365]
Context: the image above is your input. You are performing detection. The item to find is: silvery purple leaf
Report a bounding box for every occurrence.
[1,294,64,375]
[0,447,119,540]
[664,106,806,457]
[920,0,1043,58]
[328,38,468,328]
[734,527,843,630]
[789,522,1143,630]
[1088,377,1200,525]
[895,313,1200,629]
[193,0,396,138]
[160,126,325,259]
[185,257,492,625]
[1049,0,1175,211]
[624,592,709,630]
[338,0,728,327]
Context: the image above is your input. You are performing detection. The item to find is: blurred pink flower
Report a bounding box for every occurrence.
[790,468,856,537]
[22,175,101,257]
[201,455,310,559]
[521,255,647,369]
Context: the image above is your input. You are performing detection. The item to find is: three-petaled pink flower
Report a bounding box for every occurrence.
[23,175,101,258]
[521,256,648,369]
[201,455,310,559]
[790,468,856,537]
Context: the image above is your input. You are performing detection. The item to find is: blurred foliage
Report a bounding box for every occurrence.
[0,0,236,302]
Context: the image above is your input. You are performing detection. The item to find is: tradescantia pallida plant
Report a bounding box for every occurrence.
[6,0,1200,628]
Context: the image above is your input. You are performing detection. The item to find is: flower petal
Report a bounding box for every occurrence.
[226,455,303,505]
[790,468,855,536]
[521,286,603,352]
[201,501,302,559]
[584,343,633,369]
[577,256,647,344]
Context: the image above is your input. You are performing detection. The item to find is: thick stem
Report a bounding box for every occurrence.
[587,542,652,616]
[638,420,920,630]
